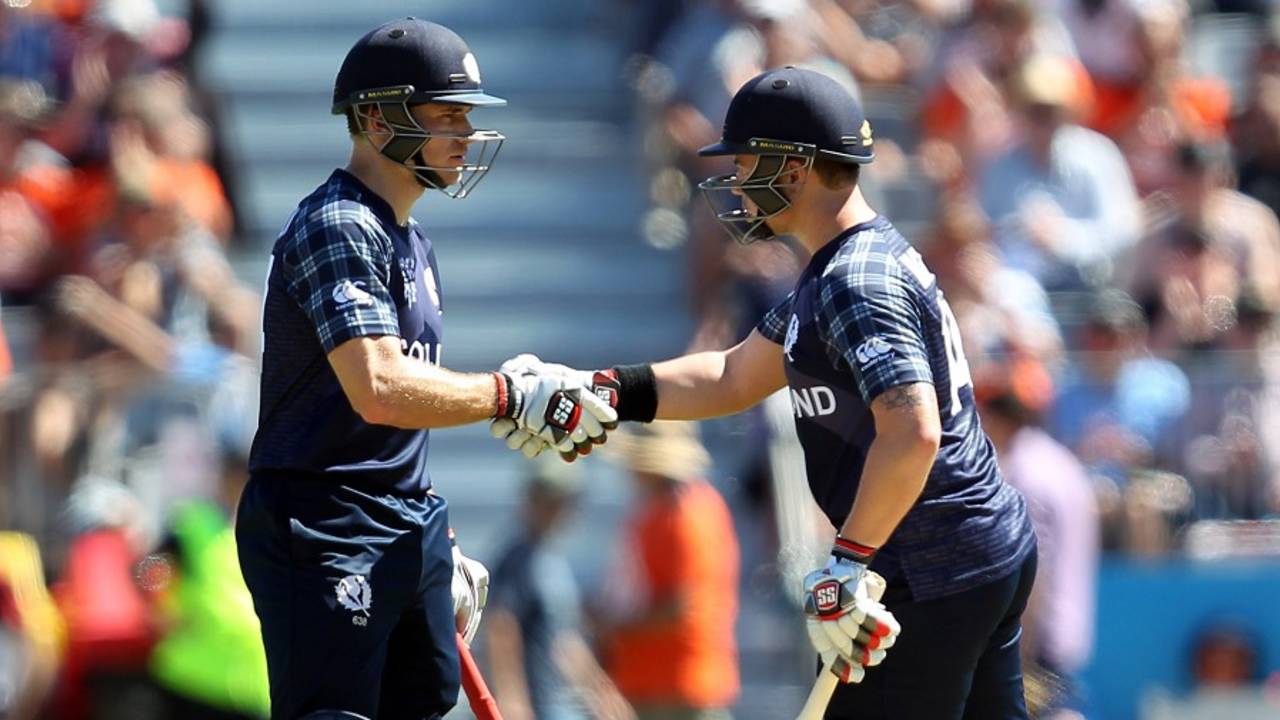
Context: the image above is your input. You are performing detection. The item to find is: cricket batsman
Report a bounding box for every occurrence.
[493,66,1039,719]
[237,18,616,719]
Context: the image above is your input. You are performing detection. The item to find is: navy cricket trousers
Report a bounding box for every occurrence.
[236,474,460,720]
[825,546,1038,720]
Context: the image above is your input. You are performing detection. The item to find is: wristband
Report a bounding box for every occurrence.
[611,363,658,422]
[833,536,877,564]
[492,372,516,419]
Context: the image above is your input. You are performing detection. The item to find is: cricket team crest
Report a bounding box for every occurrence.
[335,574,372,625]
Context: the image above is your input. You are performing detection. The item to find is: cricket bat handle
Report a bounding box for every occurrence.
[458,633,504,720]
[795,658,839,720]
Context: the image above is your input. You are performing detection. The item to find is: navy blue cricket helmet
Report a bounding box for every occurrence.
[698,66,873,243]
[332,18,506,198]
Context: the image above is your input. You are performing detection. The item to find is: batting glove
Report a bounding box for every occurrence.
[451,531,490,644]
[802,540,900,683]
[491,354,620,461]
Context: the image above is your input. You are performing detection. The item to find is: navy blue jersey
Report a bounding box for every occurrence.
[759,217,1034,600]
[249,170,444,494]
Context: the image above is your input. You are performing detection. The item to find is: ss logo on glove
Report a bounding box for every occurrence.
[548,393,579,428]
[815,582,840,614]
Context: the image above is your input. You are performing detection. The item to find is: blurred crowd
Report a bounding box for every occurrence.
[4,0,1280,717]
[0,0,261,717]
[627,0,1280,557]
[622,0,1280,715]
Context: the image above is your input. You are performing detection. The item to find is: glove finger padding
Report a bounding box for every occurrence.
[821,616,855,658]
[820,651,866,685]
[490,418,517,440]
[506,427,546,457]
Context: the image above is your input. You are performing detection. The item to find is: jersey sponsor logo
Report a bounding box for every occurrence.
[791,385,837,418]
[399,257,418,307]
[784,314,800,361]
[400,338,442,366]
[854,336,894,368]
[335,574,372,626]
[331,280,374,309]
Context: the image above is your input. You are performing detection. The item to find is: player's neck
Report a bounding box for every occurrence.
[345,153,426,227]
[790,185,878,255]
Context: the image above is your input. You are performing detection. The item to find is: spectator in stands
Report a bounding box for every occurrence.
[1236,40,1280,221]
[977,359,1098,719]
[979,54,1141,290]
[84,110,249,354]
[0,3,64,94]
[918,0,1078,181]
[1130,141,1280,354]
[51,476,158,719]
[809,0,915,87]
[1096,0,1231,194]
[487,459,635,720]
[1052,290,1190,484]
[0,79,59,302]
[598,422,739,720]
[1175,288,1280,520]
[1191,623,1262,689]
[110,71,232,242]
[0,532,63,720]
[146,449,270,720]
[922,192,1062,369]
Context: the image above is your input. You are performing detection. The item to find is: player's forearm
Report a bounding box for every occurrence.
[330,336,502,429]
[840,384,941,547]
[653,350,755,419]
[360,360,497,429]
[840,429,938,546]
[652,331,785,420]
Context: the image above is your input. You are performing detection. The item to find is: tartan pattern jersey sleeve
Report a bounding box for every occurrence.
[756,291,795,344]
[817,244,933,403]
[278,201,401,353]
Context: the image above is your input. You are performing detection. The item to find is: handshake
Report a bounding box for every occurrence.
[490,354,623,462]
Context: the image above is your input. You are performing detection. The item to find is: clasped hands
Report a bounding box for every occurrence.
[491,354,620,461]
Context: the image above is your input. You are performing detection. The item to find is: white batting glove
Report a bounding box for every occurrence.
[802,545,900,683]
[491,355,620,461]
[451,532,490,644]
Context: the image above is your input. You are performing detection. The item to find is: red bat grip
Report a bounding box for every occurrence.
[458,633,504,720]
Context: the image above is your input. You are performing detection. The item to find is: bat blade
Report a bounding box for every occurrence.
[457,633,504,720]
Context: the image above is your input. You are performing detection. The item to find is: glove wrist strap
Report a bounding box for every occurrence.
[611,363,658,422]
[492,372,520,419]
[833,536,877,564]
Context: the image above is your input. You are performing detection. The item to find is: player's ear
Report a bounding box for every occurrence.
[355,103,389,135]
[785,157,810,186]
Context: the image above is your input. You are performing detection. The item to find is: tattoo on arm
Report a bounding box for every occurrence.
[880,384,926,412]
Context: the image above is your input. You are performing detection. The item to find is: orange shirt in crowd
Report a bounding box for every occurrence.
[606,481,740,709]
[7,157,232,270]
[1087,76,1231,139]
